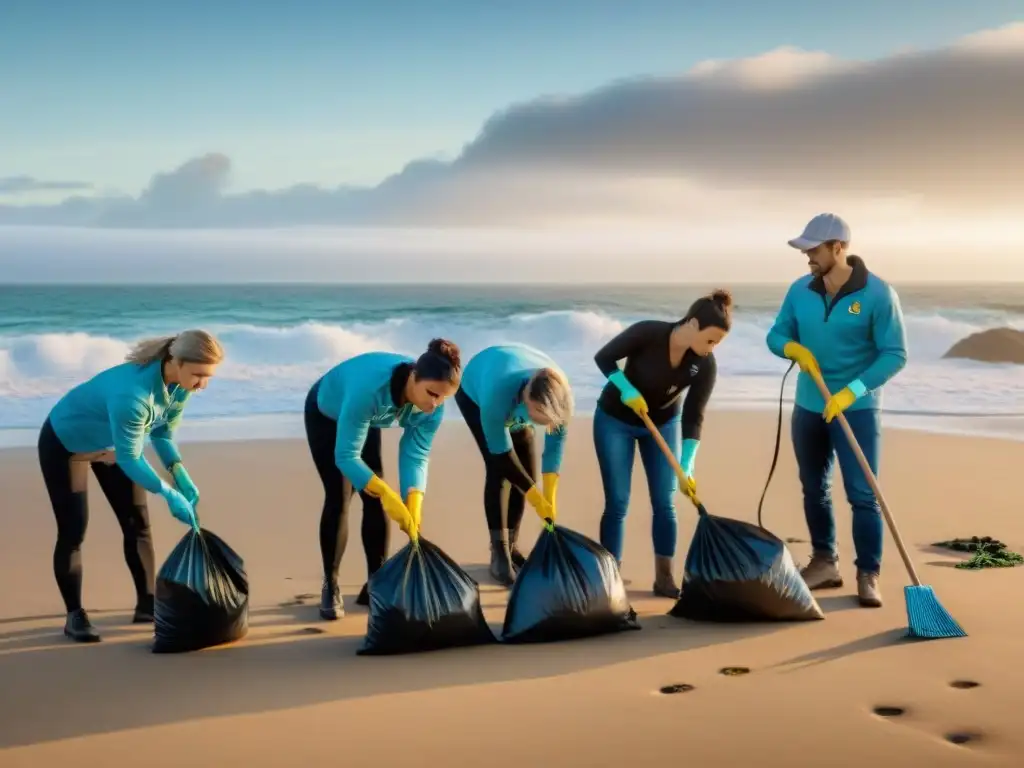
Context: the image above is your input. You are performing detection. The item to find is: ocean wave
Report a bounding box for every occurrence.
[1,308,1022,429]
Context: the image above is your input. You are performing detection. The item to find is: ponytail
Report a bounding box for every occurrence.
[125,335,176,365]
[125,329,225,366]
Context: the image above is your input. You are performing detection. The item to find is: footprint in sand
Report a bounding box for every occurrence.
[945,731,983,746]
[718,666,751,676]
[949,680,980,690]
[872,706,907,718]
[658,683,695,694]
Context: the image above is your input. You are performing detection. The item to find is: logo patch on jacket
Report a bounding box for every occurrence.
[689,363,699,376]
[848,301,862,315]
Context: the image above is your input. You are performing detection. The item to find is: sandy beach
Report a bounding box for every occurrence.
[1,408,1022,767]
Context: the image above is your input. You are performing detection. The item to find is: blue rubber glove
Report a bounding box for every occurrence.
[170,462,199,506]
[680,439,699,478]
[607,370,648,415]
[680,438,699,498]
[160,482,198,530]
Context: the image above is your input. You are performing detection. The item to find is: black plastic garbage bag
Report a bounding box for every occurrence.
[152,527,250,653]
[668,508,824,622]
[502,524,641,644]
[357,537,497,656]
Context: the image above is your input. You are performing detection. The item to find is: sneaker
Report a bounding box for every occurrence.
[857,570,882,608]
[319,580,344,620]
[800,552,844,590]
[64,608,101,643]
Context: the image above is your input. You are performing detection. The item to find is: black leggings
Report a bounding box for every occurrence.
[304,379,389,584]
[455,389,537,534]
[37,418,155,614]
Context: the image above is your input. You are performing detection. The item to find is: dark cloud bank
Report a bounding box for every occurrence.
[2,24,1022,228]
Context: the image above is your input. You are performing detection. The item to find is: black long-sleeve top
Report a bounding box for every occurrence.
[594,320,717,440]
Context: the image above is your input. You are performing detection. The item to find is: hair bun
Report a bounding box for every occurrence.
[426,338,461,369]
[709,288,733,309]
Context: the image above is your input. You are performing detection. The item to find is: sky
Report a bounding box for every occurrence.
[1,0,1023,282]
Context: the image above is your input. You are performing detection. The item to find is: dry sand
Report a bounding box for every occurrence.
[1,409,1022,767]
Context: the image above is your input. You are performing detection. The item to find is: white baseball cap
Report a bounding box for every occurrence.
[787,213,851,251]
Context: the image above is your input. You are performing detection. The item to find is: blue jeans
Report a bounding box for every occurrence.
[791,405,883,574]
[593,405,680,561]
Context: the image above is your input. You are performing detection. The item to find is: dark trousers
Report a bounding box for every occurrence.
[37,418,155,613]
[454,388,537,534]
[791,404,883,574]
[304,379,389,584]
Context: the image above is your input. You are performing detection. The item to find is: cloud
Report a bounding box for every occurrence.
[0,175,93,196]
[1,22,1022,228]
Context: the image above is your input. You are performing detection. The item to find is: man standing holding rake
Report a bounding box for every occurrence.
[766,213,908,608]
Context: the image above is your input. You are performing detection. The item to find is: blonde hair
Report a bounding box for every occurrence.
[125,329,225,366]
[526,367,574,432]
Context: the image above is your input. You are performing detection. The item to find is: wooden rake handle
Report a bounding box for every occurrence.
[637,410,701,509]
[808,370,922,586]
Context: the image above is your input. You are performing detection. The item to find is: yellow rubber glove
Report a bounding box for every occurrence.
[366,475,416,540]
[542,472,559,520]
[608,370,648,416]
[406,490,424,534]
[682,474,697,501]
[524,485,554,524]
[783,341,821,378]
[823,380,866,423]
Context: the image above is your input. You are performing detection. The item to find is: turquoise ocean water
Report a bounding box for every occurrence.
[1,282,1023,446]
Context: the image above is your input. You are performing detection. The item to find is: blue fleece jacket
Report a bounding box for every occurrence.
[766,256,908,414]
[47,360,191,494]
[316,351,443,497]
[460,343,568,474]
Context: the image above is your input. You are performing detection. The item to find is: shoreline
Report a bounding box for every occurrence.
[3,403,1024,451]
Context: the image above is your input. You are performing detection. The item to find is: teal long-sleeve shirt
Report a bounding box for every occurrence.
[47,360,191,494]
[459,343,568,475]
[765,255,908,413]
[315,351,443,498]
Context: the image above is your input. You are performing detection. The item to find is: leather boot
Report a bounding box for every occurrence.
[857,570,882,608]
[652,555,680,598]
[508,525,527,571]
[489,529,515,587]
[800,552,843,590]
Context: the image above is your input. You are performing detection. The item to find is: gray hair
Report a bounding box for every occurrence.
[526,367,574,431]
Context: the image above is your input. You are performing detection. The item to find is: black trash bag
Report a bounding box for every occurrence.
[668,507,824,622]
[501,524,641,644]
[357,537,497,656]
[152,527,250,653]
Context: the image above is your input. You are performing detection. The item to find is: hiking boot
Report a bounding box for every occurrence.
[857,570,882,608]
[508,526,527,571]
[800,552,843,590]
[652,555,680,598]
[489,530,515,587]
[356,582,370,606]
[132,596,155,624]
[64,609,101,643]
[319,580,344,620]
